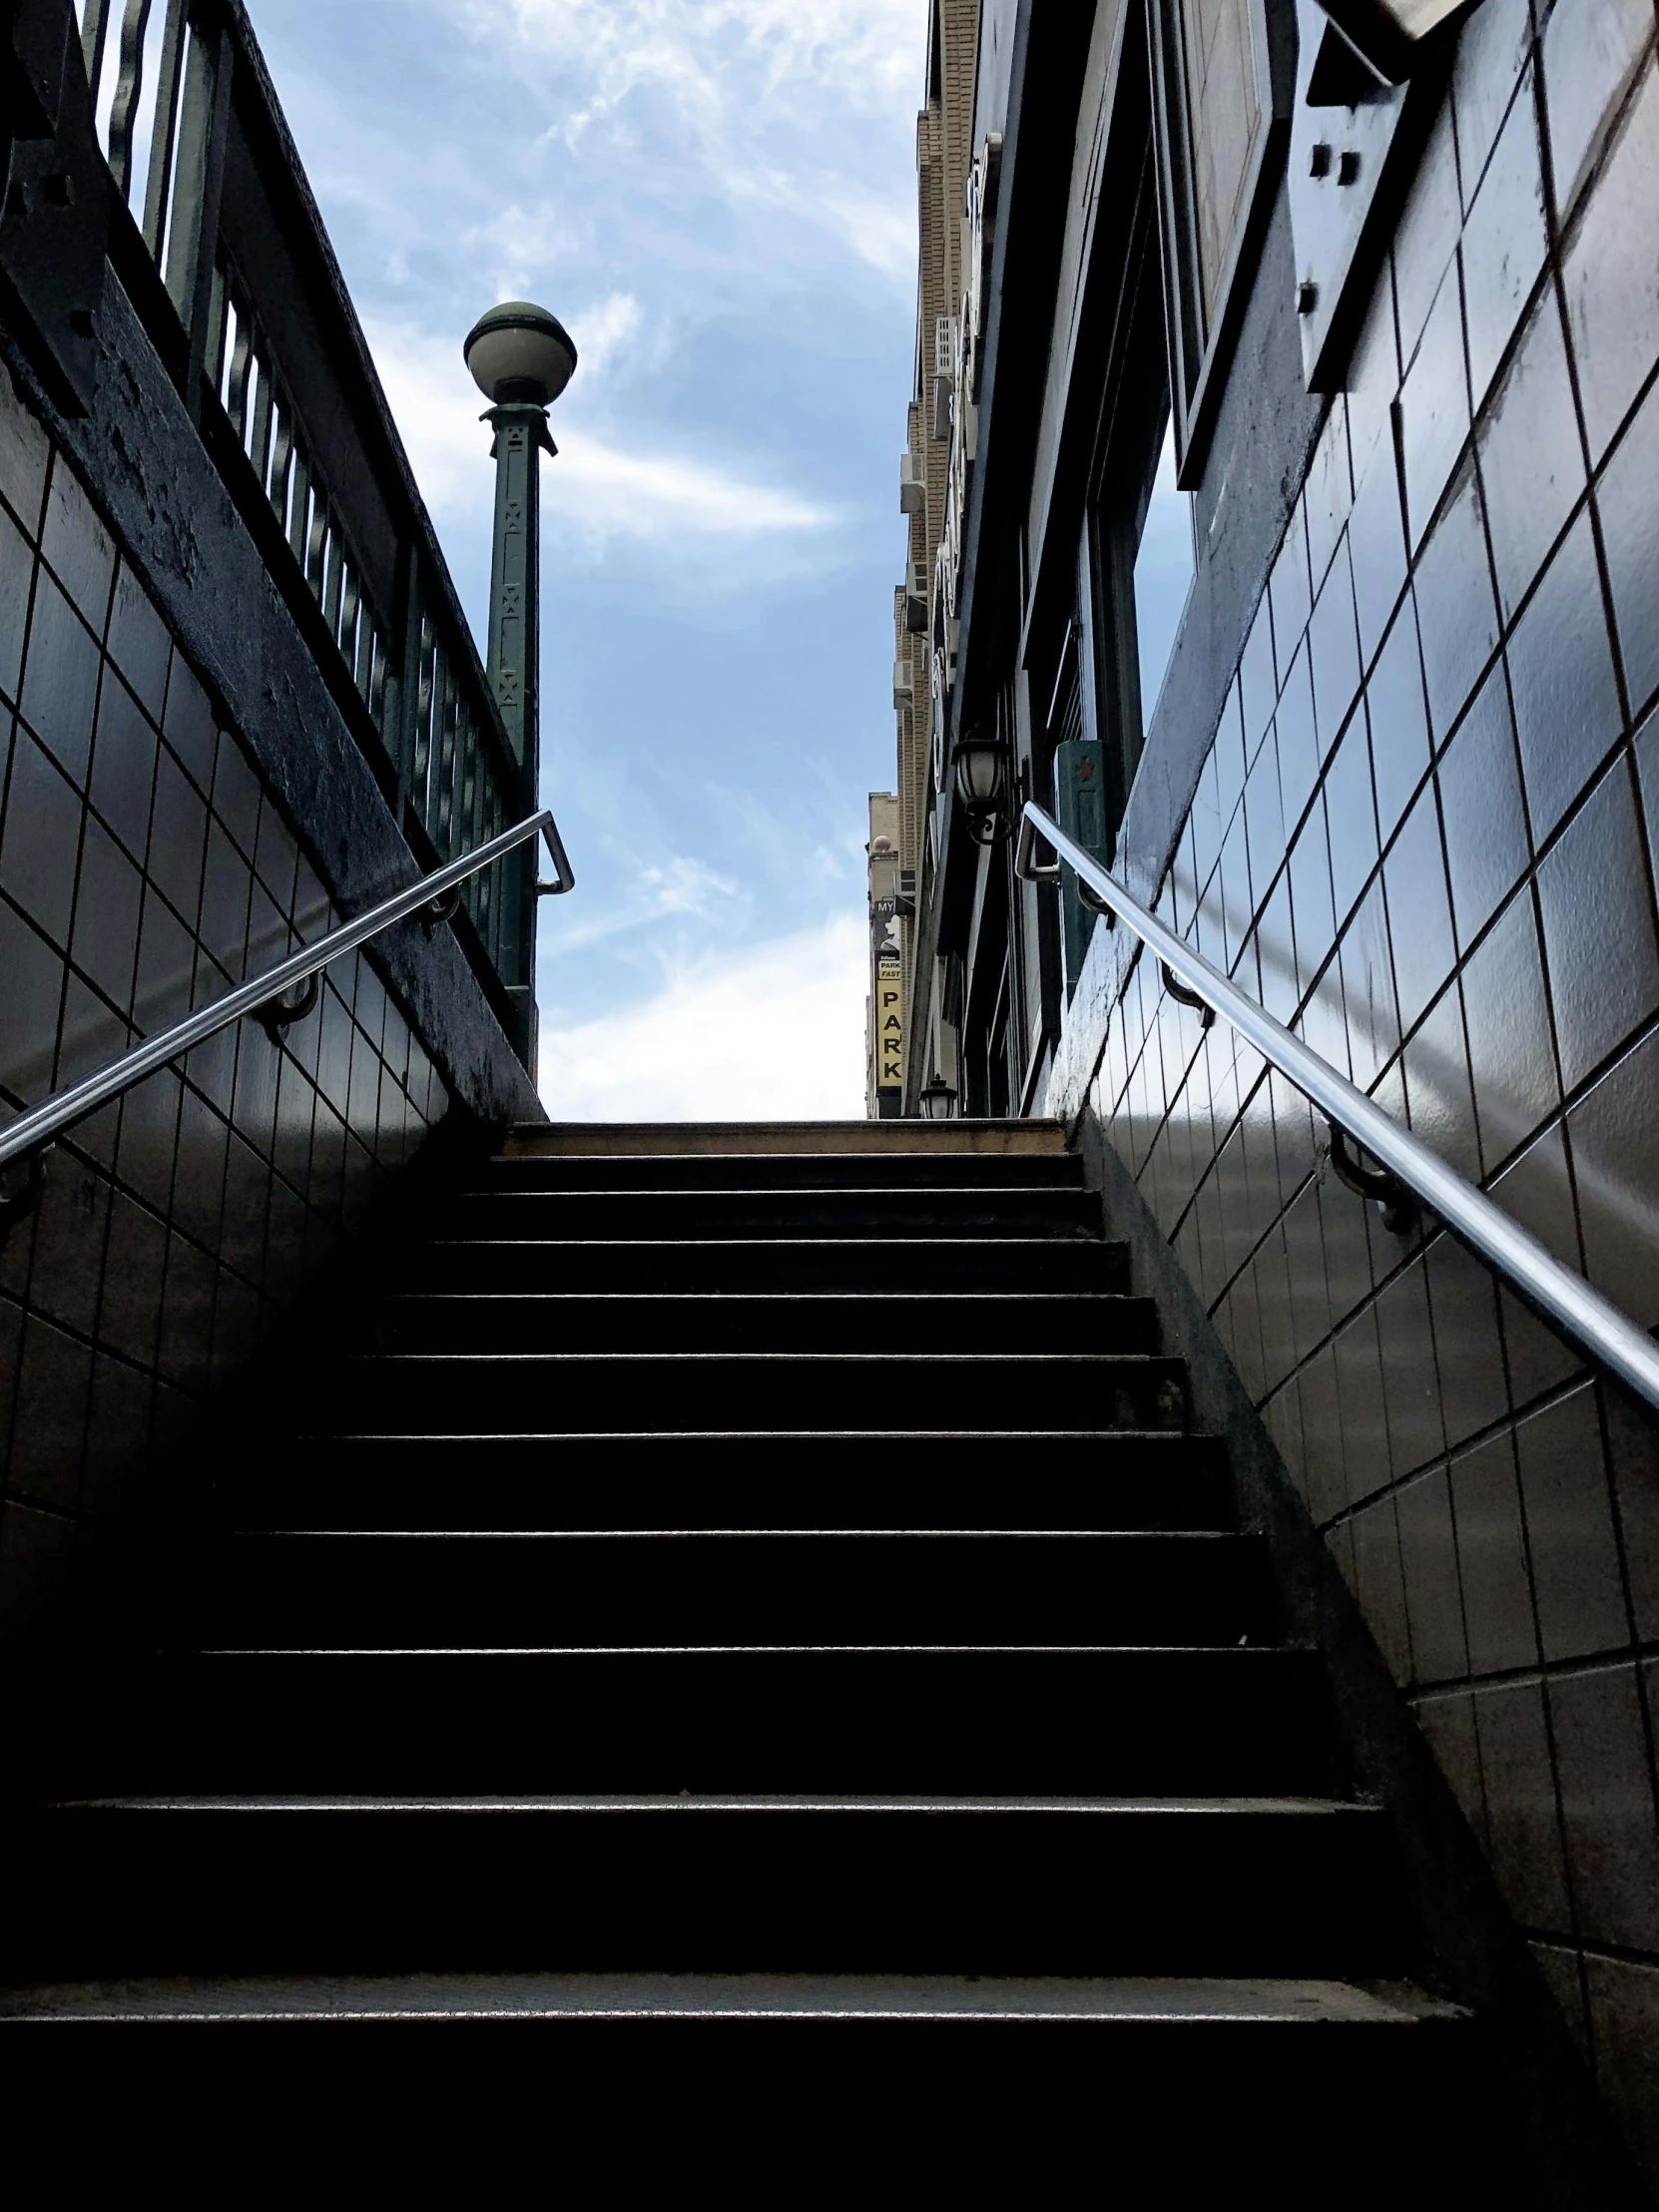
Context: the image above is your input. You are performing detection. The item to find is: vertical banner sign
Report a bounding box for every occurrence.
[876,956,904,1092]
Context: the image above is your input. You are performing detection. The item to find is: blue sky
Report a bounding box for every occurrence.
[249,0,929,1116]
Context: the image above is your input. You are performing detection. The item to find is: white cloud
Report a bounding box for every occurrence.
[362,315,834,546]
[538,911,869,1119]
[545,854,747,953]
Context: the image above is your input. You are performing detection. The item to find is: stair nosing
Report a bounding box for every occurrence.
[36,1794,1373,1817]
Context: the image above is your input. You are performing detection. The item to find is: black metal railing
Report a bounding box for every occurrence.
[68,0,536,1048]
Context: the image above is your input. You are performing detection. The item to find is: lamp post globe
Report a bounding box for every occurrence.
[919,1075,958,1121]
[464,300,578,406]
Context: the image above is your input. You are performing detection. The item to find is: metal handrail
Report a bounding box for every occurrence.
[0,810,573,1177]
[1017,800,1659,1415]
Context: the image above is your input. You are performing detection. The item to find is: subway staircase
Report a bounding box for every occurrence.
[0,1120,1497,2172]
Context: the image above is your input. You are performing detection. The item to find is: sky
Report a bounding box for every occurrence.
[244,0,930,1118]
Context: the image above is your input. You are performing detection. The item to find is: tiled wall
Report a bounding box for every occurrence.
[1073,0,1659,2180]
[0,369,450,1630]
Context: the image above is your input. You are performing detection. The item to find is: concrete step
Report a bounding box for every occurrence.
[20,1646,1337,1797]
[197,1531,1276,1647]
[321,1352,1190,1435]
[405,1237,1130,1295]
[501,1120,1069,1158]
[4,1798,1404,1978]
[432,1188,1103,1243]
[368,1291,1158,1356]
[222,1431,1237,1534]
[475,1151,1087,1191]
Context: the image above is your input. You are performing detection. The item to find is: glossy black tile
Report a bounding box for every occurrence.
[1417,1688,1488,1843]
[170,1083,227,1247]
[1454,0,1536,199]
[1269,496,1313,663]
[0,504,31,708]
[1366,603,1433,841]
[1339,876,1399,1089]
[0,724,82,944]
[1399,262,1472,550]
[80,1353,154,1517]
[1477,289,1588,623]
[7,1313,91,1509]
[1384,786,1457,1035]
[1584,1950,1659,2189]
[1275,640,1322,833]
[88,670,158,866]
[1377,1257,1447,1477]
[1448,1431,1540,1680]
[146,746,208,927]
[40,455,114,635]
[1402,977,1482,1184]
[1239,592,1277,761]
[1393,97,1464,367]
[104,564,170,724]
[18,571,100,788]
[1559,55,1659,463]
[0,365,48,539]
[1462,886,1560,1165]
[160,657,217,796]
[1309,543,1364,750]
[1550,1660,1659,1950]
[1472,1675,1570,1925]
[1508,508,1624,841]
[69,814,142,1014]
[1397,1465,1467,1680]
[1352,1491,1412,1677]
[1536,754,1659,1091]
[132,887,197,1038]
[1412,464,1500,741]
[1543,0,1654,224]
[213,731,264,860]
[1437,662,1530,947]
[25,1149,109,1339]
[1516,1384,1630,1661]
[1598,370,1659,721]
[96,1192,168,1368]
[1565,1027,1659,1327]
[157,1231,217,1394]
[1304,398,1353,596]
[1461,64,1549,408]
[1426,1233,1511,1446]
[1607,1393,1659,1644]
[1490,1123,1585,1400]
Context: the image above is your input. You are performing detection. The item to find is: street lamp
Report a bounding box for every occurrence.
[952,725,1008,844]
[919,1075,958,1120]
[463,300,577,1064]
[464,301,577,774]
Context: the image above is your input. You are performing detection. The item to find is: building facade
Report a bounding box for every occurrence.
[0,0,542,1633]
[887,0,1659,2184]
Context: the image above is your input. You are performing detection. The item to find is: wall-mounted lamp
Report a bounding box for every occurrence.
[951,727,1008,845]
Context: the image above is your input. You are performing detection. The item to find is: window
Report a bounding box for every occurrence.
[1149,0,1294,480]
[1132,416,1196,729]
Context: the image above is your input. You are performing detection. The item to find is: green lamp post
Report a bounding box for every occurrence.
[463,300,577,1064]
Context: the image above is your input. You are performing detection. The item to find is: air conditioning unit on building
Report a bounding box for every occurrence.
[931,316,956,441]
[905,556,928,635]
[899,451,925,515]
[893,658,914,710]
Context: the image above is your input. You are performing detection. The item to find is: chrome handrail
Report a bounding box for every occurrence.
[0,810,573,1177]
[1017,800,1659,1415]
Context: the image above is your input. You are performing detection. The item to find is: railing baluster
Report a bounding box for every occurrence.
[81,0,115,101]
[107,0,154,202]
[305,488,328,601]
[267,390,293,527]
[249,342,275,486]
[224,287,252,431]
[163,17,219,320]
[140,0,190,259]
